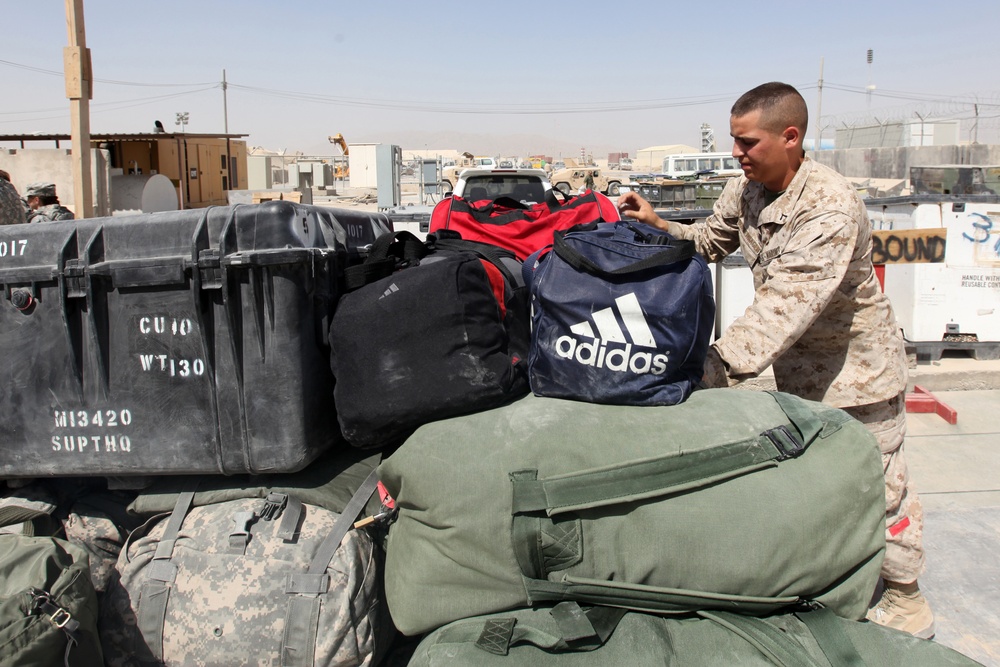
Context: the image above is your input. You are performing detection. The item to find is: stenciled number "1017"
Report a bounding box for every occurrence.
[0,240,27,257]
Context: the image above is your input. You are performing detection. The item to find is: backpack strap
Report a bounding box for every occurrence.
[280,468,381,667]
[138,488,196,661]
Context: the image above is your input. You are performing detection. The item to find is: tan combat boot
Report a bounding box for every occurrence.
[866,580,936,639]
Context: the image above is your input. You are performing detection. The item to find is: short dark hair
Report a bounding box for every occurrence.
[731,82,808,136]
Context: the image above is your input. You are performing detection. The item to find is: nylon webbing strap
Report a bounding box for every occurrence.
[475,617,516,655]
[276,495,304,542]
[139,489,195,661]
[344,230,428,291]
[794,607,867,667]
[433,237,520,286]
[549,601,626,647]
[307,468,379,577]
[280,468,380,667]
[0,505,50,528]
[510,438,780,516]
[511,394,824,517]
[281,596,322,667]
[700,611,824,667]
[767,392,824,449]
[552,228,695,278]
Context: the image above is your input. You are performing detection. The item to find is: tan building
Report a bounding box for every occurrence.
[633,144,700,172]
[0,132,248,213]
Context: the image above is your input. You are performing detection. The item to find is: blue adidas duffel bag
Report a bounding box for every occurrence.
[525,220,715,406]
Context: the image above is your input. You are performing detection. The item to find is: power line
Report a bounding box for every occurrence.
[0,58,217,87]
[226,82,740,115]
[0,87,219,125]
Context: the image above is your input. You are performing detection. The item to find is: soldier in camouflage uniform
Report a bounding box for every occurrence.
[24,181,75,222]
[0,174,26,225]
[619,81,934,639]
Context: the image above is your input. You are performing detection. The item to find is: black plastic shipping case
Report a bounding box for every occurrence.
[0,201,390,478]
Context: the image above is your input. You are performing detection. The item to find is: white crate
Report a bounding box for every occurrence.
[870,199,1000,342]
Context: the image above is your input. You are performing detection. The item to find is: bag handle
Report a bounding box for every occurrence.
[551,224,695,278]
[343,230,429,291]
[511,391,823,516]
[475,602,625,655]
[432,237,522,288]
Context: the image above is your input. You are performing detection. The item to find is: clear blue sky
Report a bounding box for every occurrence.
[3,0,999,157]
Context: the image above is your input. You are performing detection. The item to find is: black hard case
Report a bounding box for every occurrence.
[0,201,389,477]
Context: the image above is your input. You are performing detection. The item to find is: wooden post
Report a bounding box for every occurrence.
[64,0,94,218]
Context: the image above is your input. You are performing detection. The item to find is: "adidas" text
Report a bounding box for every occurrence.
[554,337,669,375]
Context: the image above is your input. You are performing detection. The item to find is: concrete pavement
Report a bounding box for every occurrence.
[905,387,1000,666]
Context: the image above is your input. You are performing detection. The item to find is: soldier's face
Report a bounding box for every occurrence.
[730,110,790,191]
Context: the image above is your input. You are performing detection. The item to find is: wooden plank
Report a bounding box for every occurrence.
[905,385,958,424]
[252,191,302,204]
[872,227,946,265]
[64,0,93,218]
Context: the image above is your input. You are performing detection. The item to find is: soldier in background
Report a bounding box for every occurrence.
[25,182,75,222]
[0,170,27,225]
[619,81,934,639]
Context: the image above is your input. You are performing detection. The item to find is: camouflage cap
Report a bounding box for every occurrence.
[25,181,56,198]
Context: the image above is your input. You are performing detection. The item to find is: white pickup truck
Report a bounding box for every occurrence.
[389,168,553,240]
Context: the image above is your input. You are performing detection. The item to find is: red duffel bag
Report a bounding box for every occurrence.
[429,189,620,261]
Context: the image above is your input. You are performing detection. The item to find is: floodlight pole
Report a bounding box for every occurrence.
[64,0,94,218]
[814,57,824,153]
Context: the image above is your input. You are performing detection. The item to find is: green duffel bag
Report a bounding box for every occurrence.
[0,534,103,667]
[407,604,983,666]
[380,389,886,636]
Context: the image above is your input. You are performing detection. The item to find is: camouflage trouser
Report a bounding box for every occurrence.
[843,392,926,584]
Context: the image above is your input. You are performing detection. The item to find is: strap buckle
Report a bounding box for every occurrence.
[764,425,806,460]
[228,510,256,554]
[48,607,73,629]
[260,492,288,521]
[28,588,74,629]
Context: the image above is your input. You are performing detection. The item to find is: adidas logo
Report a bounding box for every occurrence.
[554,292,669,375]
[379,283,400,299]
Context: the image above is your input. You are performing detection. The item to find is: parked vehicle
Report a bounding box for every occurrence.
[662,152,742,179]
[389,168,552,241]
[549,165,623,197]
[451,168,552,203]
[441,154,499,191]
[608,152,633,170]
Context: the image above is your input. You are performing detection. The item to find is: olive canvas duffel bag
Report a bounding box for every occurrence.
[379,389,886,636]
[406,603,982,667]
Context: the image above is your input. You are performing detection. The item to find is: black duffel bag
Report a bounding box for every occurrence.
[329,231,529,448]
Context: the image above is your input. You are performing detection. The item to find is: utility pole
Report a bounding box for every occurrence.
[64,0,94,218]
[223,69,233,189]
[814,57,824,152]
[866,49,875,111]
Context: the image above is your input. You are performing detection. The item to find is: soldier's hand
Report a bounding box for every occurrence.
[617,192,659,227]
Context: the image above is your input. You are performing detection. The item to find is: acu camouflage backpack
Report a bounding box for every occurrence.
[100,469,391,666]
